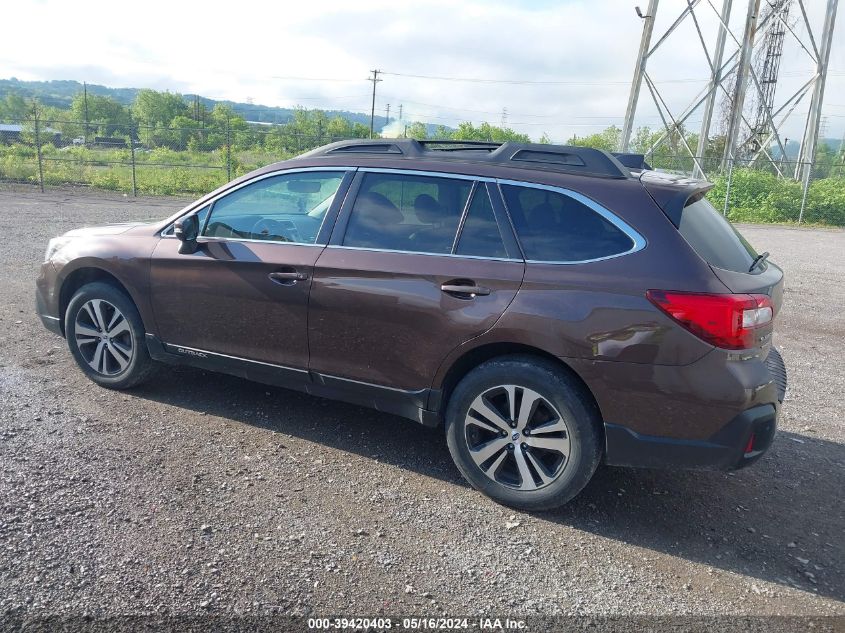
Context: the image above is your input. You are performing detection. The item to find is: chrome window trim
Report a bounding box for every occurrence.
[496,178,647,265]
[325,244,521,263]
[160,166,646,264]
[200,236,325,248]
[158,166,354,242]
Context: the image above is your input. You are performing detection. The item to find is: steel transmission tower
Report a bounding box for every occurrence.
[619,0,838,182]
[745,1,792,156]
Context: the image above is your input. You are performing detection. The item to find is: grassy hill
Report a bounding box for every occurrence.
[0,77,440,132]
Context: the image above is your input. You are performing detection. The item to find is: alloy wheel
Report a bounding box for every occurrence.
[464,385,571,491]
[74,299,134,376]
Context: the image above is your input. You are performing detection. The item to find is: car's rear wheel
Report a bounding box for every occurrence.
[445,355,602,510]
[65,282,156,389]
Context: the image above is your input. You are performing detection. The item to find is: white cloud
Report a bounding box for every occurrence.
[1,0,842,142]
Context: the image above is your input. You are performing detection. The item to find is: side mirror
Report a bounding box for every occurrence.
[174,213,200,254]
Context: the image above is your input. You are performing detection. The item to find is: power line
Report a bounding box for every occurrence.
[381,70,735,86]
[271,75,363,82]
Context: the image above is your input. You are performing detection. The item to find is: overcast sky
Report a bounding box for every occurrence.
[3,0,844,143]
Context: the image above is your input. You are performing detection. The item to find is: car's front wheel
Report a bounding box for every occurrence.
[445,355,602,511]
[65,282,157,389]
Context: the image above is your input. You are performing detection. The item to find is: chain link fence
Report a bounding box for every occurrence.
[0,114,361,197]
[634,152,845,225]
[1,114,843,225]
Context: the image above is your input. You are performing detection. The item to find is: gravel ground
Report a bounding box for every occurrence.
[0,189,842,624]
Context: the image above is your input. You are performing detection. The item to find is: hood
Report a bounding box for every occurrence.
[63,222,154,238]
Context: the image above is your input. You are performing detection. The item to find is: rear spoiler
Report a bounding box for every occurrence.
[611,153,652,171]
[638,170,714,226]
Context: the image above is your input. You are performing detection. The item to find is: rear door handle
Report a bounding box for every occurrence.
[440,281,491,298]
[269,270,308,285]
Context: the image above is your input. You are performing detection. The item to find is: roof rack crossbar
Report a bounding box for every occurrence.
[301,139,632,179]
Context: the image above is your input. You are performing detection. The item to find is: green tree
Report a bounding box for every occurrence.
[451,121,530,143]
[0,92,29,122]
[70,93,132,138]
[132,89,188,126]
[432,125,453,140]
[403,121,428,139]
[566,125,621,151]
[133,90,189,146]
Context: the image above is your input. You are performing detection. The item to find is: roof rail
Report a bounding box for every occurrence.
[300,139,632,179]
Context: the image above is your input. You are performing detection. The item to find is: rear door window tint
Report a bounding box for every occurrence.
[343,173,472,254]
[500,184,634,262]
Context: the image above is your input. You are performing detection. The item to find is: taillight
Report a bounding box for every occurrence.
[646,290,773,350]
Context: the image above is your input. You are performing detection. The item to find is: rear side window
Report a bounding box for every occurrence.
[500,184,635,262]
[343,173,472,254]
[675,195,759,273]
[455,186,507,258]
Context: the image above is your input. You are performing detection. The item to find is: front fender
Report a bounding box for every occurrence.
[49,234,160,334]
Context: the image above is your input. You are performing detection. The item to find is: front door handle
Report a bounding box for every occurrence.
[269,270,308,285]
[441,281,491,299]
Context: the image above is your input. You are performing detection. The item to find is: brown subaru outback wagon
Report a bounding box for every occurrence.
[37,139,787,510]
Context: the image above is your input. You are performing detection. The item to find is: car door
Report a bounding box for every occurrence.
[307,169,525,402]
[149,168,353,373]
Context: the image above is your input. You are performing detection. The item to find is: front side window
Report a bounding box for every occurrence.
[203,171,346,244]
[500,184,635,262]
[343,172,472,254]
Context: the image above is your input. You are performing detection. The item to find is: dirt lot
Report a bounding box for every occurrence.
[0,189,842,624]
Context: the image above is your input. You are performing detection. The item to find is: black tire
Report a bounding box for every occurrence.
[445,355,602,511]
[65,281,157,389]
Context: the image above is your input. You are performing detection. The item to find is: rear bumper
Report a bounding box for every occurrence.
[601,347,787,471]
[605,403,778,470]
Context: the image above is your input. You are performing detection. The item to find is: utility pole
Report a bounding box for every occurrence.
[83,81,90,144]
[500,107,508,127]
[722,0,762,171]
[385,103,390,128]
[620,0,659,151]
[694,0,733,178]
[837,132,845,176]
[368,69,382,139]
[398,104,403,121]
[33,102,44,193]
[797,0,837,193]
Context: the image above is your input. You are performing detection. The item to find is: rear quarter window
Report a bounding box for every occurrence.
[500,184,636,262]
[675,194,759,273]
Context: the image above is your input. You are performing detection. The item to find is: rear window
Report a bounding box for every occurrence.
[676,195,759,273]
[500,184,635,262]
